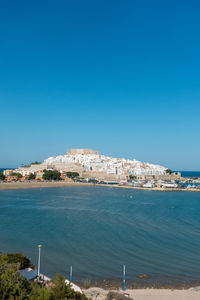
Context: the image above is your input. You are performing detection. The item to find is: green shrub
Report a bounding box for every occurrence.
[28,173,36,180]
[43,170,61,181]
[0,252,88,300]
[0,172,5,181]
[2,253,34,270]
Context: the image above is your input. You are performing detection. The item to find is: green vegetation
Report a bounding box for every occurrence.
[0,262,31,300]
[51,273,86,300]
[30,161,41,165]
[66,172,80,179]
[166,169,172,174]
[0,251,87,300]
[1,253,34,269]
[129,175,136,180]
[10,172,23,179]
[28,173,36,180]
[0,172,5,181]
[21,161,41,168]
[88,179,98,184]
[43,170,61,181]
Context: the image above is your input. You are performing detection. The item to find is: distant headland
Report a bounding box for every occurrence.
[4,148,170,181]
[1,148,200,191]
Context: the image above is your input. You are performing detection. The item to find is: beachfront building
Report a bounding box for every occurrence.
[6,175,19,182]
[3,169,14,176]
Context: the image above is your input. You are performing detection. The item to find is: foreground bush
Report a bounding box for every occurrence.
[1,253,34,270]
[0,252,87,300]
[0,262,31,300]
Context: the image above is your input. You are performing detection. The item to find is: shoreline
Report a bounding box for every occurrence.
[78,277,200,290]
[83,287,200,300]
[0,181,199,192]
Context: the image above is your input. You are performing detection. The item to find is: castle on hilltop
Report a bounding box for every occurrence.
[66,148,99,155]
[9,148,178,183]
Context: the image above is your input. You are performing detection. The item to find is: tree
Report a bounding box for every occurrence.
[51,273,76,299]
[30,161,41,165]
[1,253,34,270]
[0,172,5,181]
[129,175,136,180]
[43,170,61,181]
[29,283,51,300]
[88,179,98,184]
[50,273,86,300]
[10,172,23,179]
[166,169,172,174]
[0,262,30,299]
[21,161,41,168]
[66,172,80,179]
[28,173,36,180]
[0,252,88,300]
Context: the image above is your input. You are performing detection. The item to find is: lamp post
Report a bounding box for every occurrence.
[38,245,42,277]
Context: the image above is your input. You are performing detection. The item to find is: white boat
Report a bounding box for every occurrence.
[143,182,154,188]
[161,183,178,188]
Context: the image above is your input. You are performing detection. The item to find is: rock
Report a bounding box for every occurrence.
[139,274,148,279]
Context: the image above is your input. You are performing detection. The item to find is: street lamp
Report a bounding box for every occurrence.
[37,245,42,277]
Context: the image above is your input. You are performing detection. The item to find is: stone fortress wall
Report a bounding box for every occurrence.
[66,148,99,155]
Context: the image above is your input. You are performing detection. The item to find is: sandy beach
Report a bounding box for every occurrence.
[0,181,93,190]
[0,181,199,192]
[84,287,200,300]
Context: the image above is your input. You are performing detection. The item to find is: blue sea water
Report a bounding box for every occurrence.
[179,171,200,178]
[0,168,14,173]
[0,186,200,286]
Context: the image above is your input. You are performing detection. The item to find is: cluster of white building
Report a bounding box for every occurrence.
[8,148,167,181]
[44,149,167,177]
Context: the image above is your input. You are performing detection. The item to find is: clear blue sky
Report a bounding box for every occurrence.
[0,0,200,170]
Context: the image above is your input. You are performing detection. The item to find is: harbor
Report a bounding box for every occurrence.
[0,179,200,192]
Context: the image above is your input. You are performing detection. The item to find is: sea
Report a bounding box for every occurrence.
[0,168,14,173]
[179,171,200,178]
[0,186,200,288]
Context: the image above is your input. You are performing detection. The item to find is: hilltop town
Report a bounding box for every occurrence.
[4,148,169,181]
[1,148,200,191]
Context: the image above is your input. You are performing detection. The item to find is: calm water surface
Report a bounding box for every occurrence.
[0,186,200,286]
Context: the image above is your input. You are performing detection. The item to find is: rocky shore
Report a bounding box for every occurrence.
[83,287,200,300]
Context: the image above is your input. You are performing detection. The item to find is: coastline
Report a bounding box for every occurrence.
[0,181,199,192]
[0,181,94,190]
[83,287,200,300]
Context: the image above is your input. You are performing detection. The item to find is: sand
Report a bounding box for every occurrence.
[0,181,93,190]
[0,181,199,192]
[83,287,200,300]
